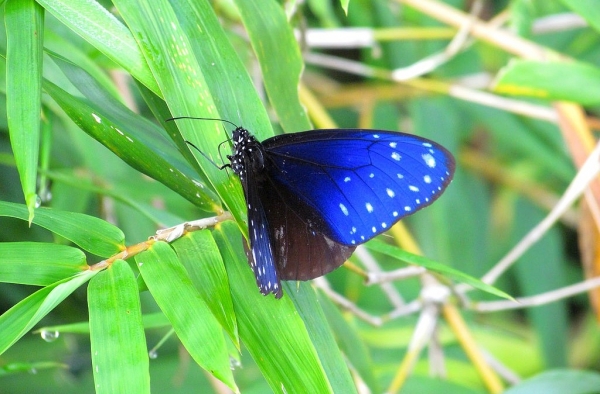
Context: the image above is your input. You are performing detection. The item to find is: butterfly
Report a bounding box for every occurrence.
[227,126,455,298]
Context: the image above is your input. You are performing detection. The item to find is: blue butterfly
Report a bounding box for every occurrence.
[228,127,455,298]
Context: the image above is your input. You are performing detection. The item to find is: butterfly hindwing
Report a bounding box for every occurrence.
[257,171,356,280]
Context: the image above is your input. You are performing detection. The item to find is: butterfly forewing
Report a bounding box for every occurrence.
[230,128,282,297]
[262,129,455,246]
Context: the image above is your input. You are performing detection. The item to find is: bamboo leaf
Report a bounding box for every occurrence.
[136,241,235,389]
[0,271,96,355]
[89,260,150,394]
[0,242,86,285]
[0,201,125,257]
[213,222,332,393]
[5,0,44,220]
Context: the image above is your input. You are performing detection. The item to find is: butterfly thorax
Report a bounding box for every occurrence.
[229,127,265,182]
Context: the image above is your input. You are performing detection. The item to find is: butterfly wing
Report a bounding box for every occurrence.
[238,156,283,298]
[262,129,455,246]
[256,170,356,280]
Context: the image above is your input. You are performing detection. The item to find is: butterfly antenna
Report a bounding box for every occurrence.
[185,140,230,170]
[167,116,239,129]
[167,116,238,171]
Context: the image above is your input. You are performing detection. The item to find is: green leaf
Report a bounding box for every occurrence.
[213,222,333,393]
[234,0,312,132]
[504,369,600,394]
[136,241,235,389]
[114,0,270,228]
[287,284,356,393]
[36,0,160,95]
[340,0,350,15]
[493,59,600,105]
[5,0,44,220]
[0,201,125,257]
[89,260,150,394]
[318,291,380,392]
[0,271,97,355]
[0,361,66,376]
[0,242,86,285]
[172,231,238,344]
[559,0,600,33]
[365,240,512,300]
[42,79,217,211]
[37,312,170,335]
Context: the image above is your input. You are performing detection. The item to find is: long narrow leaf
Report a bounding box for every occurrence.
[287,283,357,393]
[43,79,217,211]
[136,241,235,389]
[36,0,160,95]
[365,240,511,299]
[5,0,44,220]
[89,260,150,394]
[0,242,86,285]
[213,222,333,393]
[234,0,312,132]
[0,271,97,355]
[172,231,238,344]
[0,201,125,257]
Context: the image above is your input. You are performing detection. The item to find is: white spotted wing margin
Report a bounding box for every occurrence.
[230,127,282,298]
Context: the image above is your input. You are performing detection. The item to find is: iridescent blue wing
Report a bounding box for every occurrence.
[262,129,455,246]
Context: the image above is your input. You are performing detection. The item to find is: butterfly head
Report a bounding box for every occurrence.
[229,127,266,180]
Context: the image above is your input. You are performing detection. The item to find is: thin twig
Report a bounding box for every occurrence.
[355,246,406,309]
[476,140,600,287]
[312,278,383,326]
[304,52,559,123]
[473,276,600,312]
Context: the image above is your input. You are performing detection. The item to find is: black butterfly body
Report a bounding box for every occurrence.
[228,127,455,298]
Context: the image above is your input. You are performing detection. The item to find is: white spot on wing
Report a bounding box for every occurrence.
[422,153,436,168]
[365,203,373,213]
[339,203,349,216]
[424,175,432,183]
[409,185,419,192]
[386,188,395,197]
[391,152,401,161]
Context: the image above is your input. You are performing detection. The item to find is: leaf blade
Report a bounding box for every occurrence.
[5,0,44,220]
[89,260,150,394]
[136,241,235,389]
